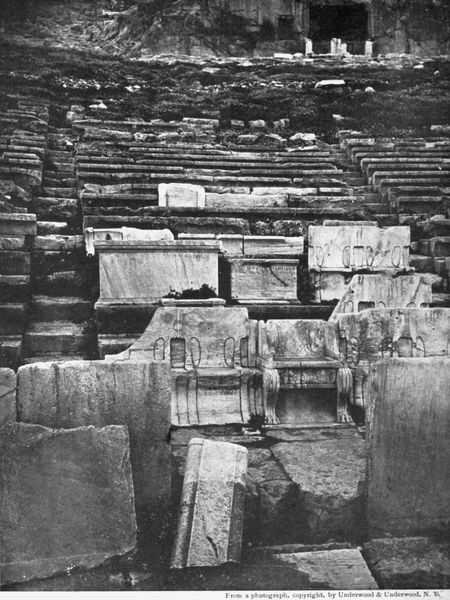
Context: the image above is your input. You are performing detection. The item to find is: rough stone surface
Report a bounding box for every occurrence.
[367,357,450,538]
[271,428,366,543]
[272,549,378,589]
[363,537,450,589]
[171,438,248,568]
[1,422,137,585]
[0,367,16,427]
[17,361,171,522]
[330,274,432,321]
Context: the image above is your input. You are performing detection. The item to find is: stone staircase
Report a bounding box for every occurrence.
[338,131,450,307]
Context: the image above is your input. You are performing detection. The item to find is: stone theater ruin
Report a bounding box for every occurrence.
[0,0,449,592]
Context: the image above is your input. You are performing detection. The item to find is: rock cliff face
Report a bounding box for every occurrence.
[0,0,449,57]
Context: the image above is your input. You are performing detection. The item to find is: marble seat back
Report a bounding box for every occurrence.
[258,319,339,361]
[337,307,450,366]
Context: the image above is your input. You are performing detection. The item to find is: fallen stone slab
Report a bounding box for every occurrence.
[1,422,137,585]
[363,537,450,589]
[271,548,378,589]
[0,367,16,427]
[171,438,247,569]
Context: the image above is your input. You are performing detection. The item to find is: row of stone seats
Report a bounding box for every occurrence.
[338,131,450,215]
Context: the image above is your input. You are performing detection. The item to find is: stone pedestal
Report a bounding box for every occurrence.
[96,240,220,304]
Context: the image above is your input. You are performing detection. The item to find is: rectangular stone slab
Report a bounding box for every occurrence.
[171,438,248,568]
[84,226,173,255]
[1,422,137,585]
[367,357,450,538]
[17,361,171,521]
[0,367,16,427]
[243,236,304,256]
[158,183,205,208]
[0,214,36,236]
[96,241,219,303]
[229,258,299,303]
[330,274,432,321]
[308,225,410,271]
[272,549,378,589]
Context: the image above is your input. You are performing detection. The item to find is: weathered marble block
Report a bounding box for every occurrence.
[1,422,137,585]
[309,225,410,271]
[337,307,450,408]
[229,258,299,303]
[0,367,16,427]
[330,274,432,321]
[84,226,174,256]
[158,183,206,208]
[243,236,304,256]
[367,357,450,538]
[17,361,171,520]
[171,438,248,568]
[96,240,219,304]
[106,302,262,425]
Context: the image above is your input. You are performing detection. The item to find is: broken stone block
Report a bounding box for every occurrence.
[0,367,16,427]
[158,183,206,208]
[171,438,248,568]
[17,361,171,521]
[363,537,450,589]
[271,429,366,543]
[272,549,378,589]
[1,422,137,585]
[96,240,219,304]
[367,357,450,538]
[330,274,432,321]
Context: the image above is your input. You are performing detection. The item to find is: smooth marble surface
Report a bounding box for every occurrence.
[97,241,219,303]
[158,183,206,208]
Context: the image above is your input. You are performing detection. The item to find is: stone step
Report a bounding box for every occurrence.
[33,270,90,296]
[0,335,22,369]
[33,197,79,221]
[30,295,92,322]
[37,221,70,235]
[0,275,30,302]
[22,321,95,356]
[97,334,138,359]
[431,292,450,306]
[0,303,27,335]
[390,196,447,214]
[0,250,30,276]
[33,235,84,252]
[42,187,78,198]
[409,254,435,272]
[20,353,88,364]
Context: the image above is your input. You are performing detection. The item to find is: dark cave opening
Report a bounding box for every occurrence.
[309,4,369,41]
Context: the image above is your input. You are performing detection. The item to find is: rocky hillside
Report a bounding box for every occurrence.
[0,0,449,58]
